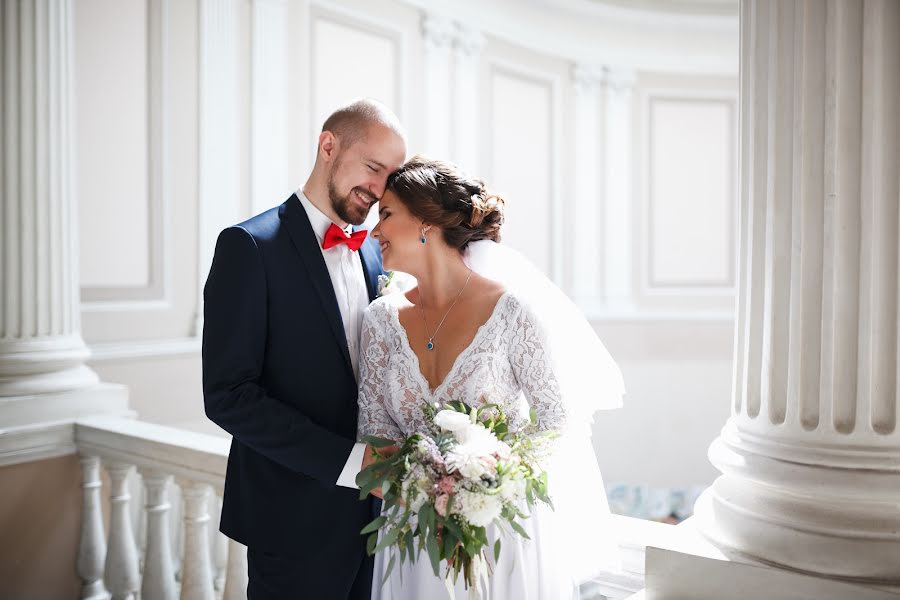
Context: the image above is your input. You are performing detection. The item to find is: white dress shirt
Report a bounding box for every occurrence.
[296,191,369,489]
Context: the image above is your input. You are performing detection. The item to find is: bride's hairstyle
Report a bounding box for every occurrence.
[386,155,505,251]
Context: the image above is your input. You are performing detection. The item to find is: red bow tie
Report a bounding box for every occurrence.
[322,223,367,251]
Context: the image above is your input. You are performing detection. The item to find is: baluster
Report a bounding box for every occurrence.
[178,480,216,600]
[170,483,183,581]
[222,538,248,600]
[140,470,177,600]
[212,494,227,591]
[77,456,108,599]
[104,463,140,600]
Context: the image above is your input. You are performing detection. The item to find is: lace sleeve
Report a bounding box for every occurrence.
[357,303,404,441]
[508,298,568,434]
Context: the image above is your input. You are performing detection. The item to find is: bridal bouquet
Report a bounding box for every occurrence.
[356,401,556,594]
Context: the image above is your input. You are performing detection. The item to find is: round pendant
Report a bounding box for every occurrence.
[426,341,434,350]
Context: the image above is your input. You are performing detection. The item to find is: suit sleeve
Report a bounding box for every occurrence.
[202,226,355,483]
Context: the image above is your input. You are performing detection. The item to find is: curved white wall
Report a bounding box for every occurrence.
[76,0,739,491]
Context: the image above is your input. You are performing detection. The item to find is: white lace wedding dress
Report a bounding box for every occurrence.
[357,290,619,600]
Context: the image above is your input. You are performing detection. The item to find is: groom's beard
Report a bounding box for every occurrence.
[327,173,370,226]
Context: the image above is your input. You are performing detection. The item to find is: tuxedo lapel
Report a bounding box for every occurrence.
[280,196,354,375]
[356,229,383,303]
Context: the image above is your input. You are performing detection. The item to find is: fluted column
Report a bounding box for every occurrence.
[695,0,900,583]
[571,64,604,307]
[421,13,454,160]
[0,0,99,396]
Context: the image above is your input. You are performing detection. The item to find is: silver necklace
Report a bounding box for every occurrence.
[418,269,474,351]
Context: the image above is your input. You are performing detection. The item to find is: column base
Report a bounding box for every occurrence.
[694,427,900,585]
[0,382,130,429]
[0,335,100,396]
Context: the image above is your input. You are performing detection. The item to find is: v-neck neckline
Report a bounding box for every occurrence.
[388,291,511,397]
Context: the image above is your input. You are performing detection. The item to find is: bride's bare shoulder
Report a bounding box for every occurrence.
[467,274,507,309]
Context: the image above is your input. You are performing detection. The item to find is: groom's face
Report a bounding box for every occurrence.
[326,124,406,225]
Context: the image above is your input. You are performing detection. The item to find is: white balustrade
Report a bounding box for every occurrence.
[140,470,177,600]
[74,416,243,599]
[222,539,249,600]
[77,456,108,599]
[105,463,141,600]
[179,481,216,600]
[213,495,229,591]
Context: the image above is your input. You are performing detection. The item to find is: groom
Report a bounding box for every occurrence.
[203,99,406,599]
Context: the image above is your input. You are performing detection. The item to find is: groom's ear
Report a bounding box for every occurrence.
[319,131,337,162]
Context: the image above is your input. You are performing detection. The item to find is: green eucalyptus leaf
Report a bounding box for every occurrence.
[510,520,531,540]
[360,516,387,535]
[426,530,441,576]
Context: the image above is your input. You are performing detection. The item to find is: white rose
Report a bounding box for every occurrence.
[434,410,471,434]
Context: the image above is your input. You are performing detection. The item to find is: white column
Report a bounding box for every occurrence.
[0,0,98,396]
[179,480,216,600]
[601,67,637,310]
[695,0,900,583]
[421,13,454,160]
[250,0,289,217]
[77,456,108,600]
[571,64,604,307]
[451,24,484,174]
[195,0,243,336]
[105,464,140,600]
[140,471,177,600]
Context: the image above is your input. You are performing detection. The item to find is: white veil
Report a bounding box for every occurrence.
[463,239,625,581]
[463,240,624,424]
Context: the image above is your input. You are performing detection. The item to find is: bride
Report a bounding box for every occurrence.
[356,156,624,599]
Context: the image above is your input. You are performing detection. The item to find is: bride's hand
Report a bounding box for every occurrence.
[363,443,401,499]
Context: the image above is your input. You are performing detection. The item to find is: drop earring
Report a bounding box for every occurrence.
[421,228,427,244]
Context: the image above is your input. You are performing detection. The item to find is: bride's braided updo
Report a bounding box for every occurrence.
[385,155,504,251]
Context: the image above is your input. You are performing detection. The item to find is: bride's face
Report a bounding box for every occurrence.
[371,189,426,273]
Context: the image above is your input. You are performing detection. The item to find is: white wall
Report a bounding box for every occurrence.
[75,0,740,490]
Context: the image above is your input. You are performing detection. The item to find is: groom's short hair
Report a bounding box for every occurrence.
[320,99,404,151]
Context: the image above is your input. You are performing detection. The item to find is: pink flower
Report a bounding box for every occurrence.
[435,493,450,517]
[438,476,456,494]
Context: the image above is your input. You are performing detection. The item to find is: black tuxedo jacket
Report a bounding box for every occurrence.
[202,194,383,593]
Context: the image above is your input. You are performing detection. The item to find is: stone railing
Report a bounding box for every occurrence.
[74,415,246,600]
[70,415,665,600]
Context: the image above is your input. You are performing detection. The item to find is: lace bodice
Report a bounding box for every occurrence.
[356,291,567,441]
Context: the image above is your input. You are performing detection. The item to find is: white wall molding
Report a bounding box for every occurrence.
[399,0,738,76]
[81,0,172,308]
[308,2,409,134]
[88,337,202,363]
[640,89,737,297]
[485,57,564,283]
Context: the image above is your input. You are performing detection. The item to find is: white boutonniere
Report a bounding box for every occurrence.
[377,272,397,297]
